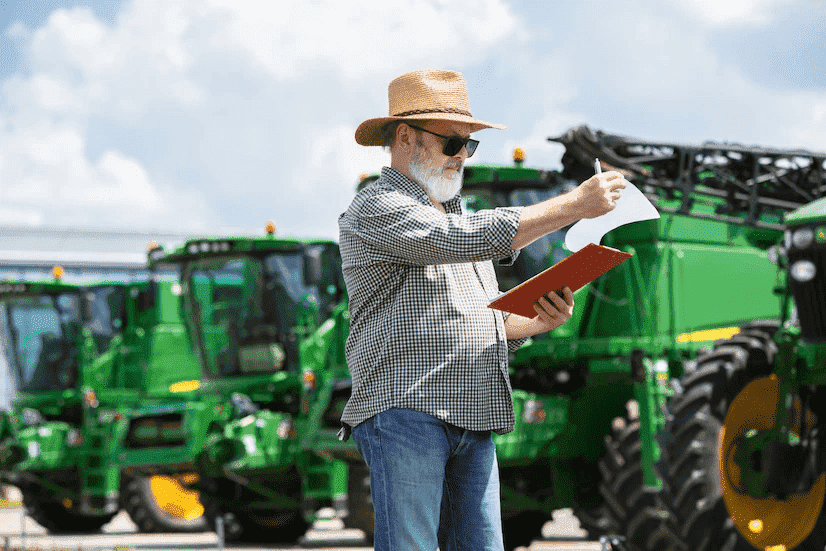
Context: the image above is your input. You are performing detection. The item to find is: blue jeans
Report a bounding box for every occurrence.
[351,408,505,551]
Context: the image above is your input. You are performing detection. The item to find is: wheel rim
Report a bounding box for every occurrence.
[149,474,205,520]
[719,375,826,550]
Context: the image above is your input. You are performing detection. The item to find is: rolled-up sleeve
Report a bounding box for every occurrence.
[351,189,523,266]
[507,336,528,351]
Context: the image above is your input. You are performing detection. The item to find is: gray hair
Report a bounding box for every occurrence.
[382,121,428,150]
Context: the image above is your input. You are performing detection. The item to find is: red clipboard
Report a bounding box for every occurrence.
[487,243,632,318]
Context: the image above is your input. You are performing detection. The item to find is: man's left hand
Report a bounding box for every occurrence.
[502,287,575,340]
[532,286,574,332]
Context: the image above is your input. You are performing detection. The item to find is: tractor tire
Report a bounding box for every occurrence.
[200,475,310,544]
[122,475,207,533]
[22,490,115,534]
[344,463,375,544]
[660,324,826,551]
[203,500,309,544]
[575,405,667,551]
[573,501,615,541]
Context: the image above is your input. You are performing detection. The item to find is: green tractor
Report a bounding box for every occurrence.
[0,275,206,534]
[452,127,821,550]
[659,180,826,546]
[129,226,364,544]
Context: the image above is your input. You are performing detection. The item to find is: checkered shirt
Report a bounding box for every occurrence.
[338,167,526,435]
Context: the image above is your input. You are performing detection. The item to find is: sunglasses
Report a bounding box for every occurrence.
[407,125,479,158]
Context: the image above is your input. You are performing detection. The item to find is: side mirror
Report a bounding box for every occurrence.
[137,277,158,311]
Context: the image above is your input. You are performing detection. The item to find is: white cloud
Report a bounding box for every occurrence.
[0,0,521,236]
[5,22,31,40]
[299,125,390,193]
[772,94,826,152]
[3,0,822,242]
[669,0,792,27]
[203,0,519,81]
[260,124,392,239]
[0,120,212,229]
[0,207,44,226]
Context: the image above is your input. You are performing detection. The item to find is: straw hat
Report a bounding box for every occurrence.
[355,69,506,146]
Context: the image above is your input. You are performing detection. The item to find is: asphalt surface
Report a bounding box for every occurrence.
[0,500,603,551]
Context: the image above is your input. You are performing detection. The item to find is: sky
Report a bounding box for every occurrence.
[0,0,824,241]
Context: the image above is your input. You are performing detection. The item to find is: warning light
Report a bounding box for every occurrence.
[266,221,276,235]
[513,148,525,165]
[52,266,64,280]
[83,389,99,408]
[277,419,297,440]
[302,371,317,391]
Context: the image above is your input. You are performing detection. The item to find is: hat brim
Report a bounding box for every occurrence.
[355,113,506,146]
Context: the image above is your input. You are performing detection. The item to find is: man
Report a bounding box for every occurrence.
[338,69,626,551]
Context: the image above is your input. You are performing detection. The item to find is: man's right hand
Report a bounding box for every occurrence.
[512,170,628,250]
[571,171,627,219]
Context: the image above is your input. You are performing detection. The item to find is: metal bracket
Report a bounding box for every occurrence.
[599,534,628,551]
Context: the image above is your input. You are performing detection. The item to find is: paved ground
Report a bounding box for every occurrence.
[0,496,603,551]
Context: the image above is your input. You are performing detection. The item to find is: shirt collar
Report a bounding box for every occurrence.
[380,167,463,214]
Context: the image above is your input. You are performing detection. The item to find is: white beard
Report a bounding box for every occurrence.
[409,154,463,203]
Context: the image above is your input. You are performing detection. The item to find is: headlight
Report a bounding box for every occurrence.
[277,419,297,440]
[791,227,815,249]
[231,393,258,415]
[790,260,817,282]
[21,408,44,426]
[522,400,546,424]
[767,246,780,265]
[66,429,83,447]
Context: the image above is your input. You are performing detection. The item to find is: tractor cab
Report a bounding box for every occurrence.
[153,235,343,387]
[0,280,126,408]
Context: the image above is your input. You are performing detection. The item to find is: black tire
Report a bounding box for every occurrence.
[203,501,309,544]
[602,409,668,551]
[502,510,550,551]
[200,475,310,544]
[573,501,615,540]
[660,323,826,551]
[122,475,207,533]
[344,463,375,544]
[573,405,667,551]
[22,490,115,534]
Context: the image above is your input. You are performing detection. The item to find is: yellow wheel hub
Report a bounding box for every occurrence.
[149,474,205,520]
[719,375,825,551]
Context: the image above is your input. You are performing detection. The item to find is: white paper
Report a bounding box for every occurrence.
[564,181,660,252]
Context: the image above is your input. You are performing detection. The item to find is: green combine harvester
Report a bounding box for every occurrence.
[659,169,826,547]
[123,225,368,543]
[448,127,823,550]
[0,273,206,534]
